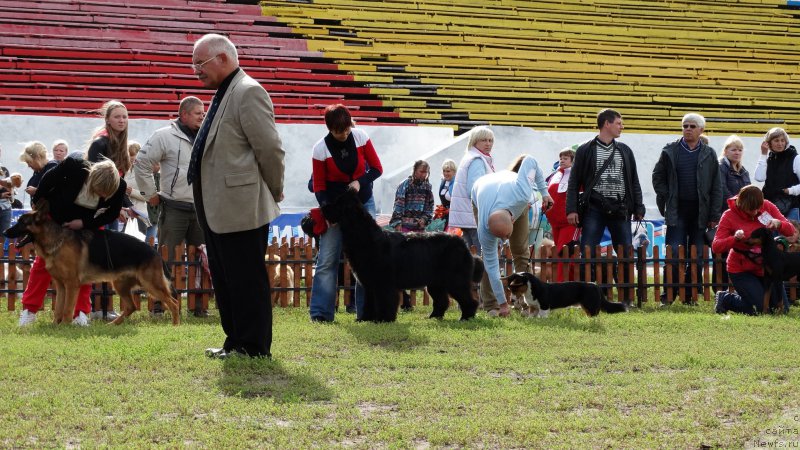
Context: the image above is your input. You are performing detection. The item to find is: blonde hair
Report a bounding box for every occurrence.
[87,159,121,198]
[721,134,743,153]
[19,141,48,166]
[467,126,494,150]
[128,140,141,157]
[441,159,456,173]
[90,100,130,174]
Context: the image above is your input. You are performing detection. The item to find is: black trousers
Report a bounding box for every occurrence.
[202,223,272,357]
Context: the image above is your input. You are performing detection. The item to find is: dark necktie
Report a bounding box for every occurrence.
[187,92,223,185]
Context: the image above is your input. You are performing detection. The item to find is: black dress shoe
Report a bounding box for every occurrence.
[310,315,332,323]
[193,309,209,318]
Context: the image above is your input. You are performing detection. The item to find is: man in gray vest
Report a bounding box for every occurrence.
[135,96,207,316]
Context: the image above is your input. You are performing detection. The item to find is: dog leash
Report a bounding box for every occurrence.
[103,228,114,270]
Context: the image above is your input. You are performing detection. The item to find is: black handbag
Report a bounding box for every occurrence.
[578,144,622,220]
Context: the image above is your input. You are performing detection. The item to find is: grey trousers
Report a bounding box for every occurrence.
[158,202,205,262]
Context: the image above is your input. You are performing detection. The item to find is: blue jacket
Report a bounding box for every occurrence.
[718,157,750,213]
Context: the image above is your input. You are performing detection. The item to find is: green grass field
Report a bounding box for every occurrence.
[2,301,800,448]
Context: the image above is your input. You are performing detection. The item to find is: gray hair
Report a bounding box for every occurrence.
[765,127,790,147]
[467,126,494,150]
[682,113,706,129]
[51,139,69,152]
[194,33,238,66]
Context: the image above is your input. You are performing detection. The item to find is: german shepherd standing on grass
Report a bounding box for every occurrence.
[4,200,180,325]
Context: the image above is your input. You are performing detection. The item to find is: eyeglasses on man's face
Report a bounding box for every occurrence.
[682,123,698,129]
[192,55,219,71]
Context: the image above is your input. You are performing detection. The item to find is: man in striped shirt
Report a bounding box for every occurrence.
[566,109,646,308]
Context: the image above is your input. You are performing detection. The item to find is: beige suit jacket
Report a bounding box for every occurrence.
[198,69,285,234]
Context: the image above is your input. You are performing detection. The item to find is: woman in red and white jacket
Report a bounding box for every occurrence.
[545,147,577,282]
[712,185,794,315]
[309,104,383,323]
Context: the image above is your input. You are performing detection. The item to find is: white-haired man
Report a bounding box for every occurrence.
[188,33,285,359]
[652,113,722,306]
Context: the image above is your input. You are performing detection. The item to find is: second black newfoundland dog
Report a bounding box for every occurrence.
[322,190,483,322]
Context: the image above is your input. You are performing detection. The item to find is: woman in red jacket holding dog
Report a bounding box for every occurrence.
[712,185,794,315]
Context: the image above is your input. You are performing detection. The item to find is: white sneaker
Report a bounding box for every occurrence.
[89,311,104,320]
[104,310,119,321]
[18,309,37,327]
[72,311,90,327]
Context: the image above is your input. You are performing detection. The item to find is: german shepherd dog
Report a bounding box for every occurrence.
[506,272,627,317]
[4,201,180,325]
[745,227,800,314]
[322,190,483,322]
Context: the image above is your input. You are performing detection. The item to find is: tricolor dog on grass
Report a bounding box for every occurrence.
[506,272,627,317]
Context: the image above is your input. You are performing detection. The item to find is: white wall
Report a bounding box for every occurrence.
[0,115,453,212]
[0,115,768,219]
[379,126,768,220]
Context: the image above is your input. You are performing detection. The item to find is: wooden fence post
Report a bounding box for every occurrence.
[304,238,314,307]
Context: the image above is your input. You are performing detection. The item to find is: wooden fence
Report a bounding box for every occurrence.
[2,237,796,312]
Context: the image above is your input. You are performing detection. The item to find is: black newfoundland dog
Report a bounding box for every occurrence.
[322,190,483,322]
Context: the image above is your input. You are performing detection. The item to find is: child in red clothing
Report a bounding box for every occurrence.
[544,148,577,281]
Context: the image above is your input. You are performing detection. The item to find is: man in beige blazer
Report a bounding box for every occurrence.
[188,33,285,359]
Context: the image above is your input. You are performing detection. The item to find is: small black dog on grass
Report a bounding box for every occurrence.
[746,227,800,314]
[322,190,483,322]
[506,272,627,317]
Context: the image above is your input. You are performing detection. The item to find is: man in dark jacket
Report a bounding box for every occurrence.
[566,109,645,308]
[652,113,723,306]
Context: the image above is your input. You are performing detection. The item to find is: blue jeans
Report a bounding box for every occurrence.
[786,207,800,222]
[309,197,375,321]
[719,272,785,315]
[580,205,633,297]
[461,228,481,256]
[661,214,706,303]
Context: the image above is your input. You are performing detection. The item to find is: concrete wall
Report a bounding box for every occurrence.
[378,126,768,220]
[0,115,453,212]
[0,114,769,219]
